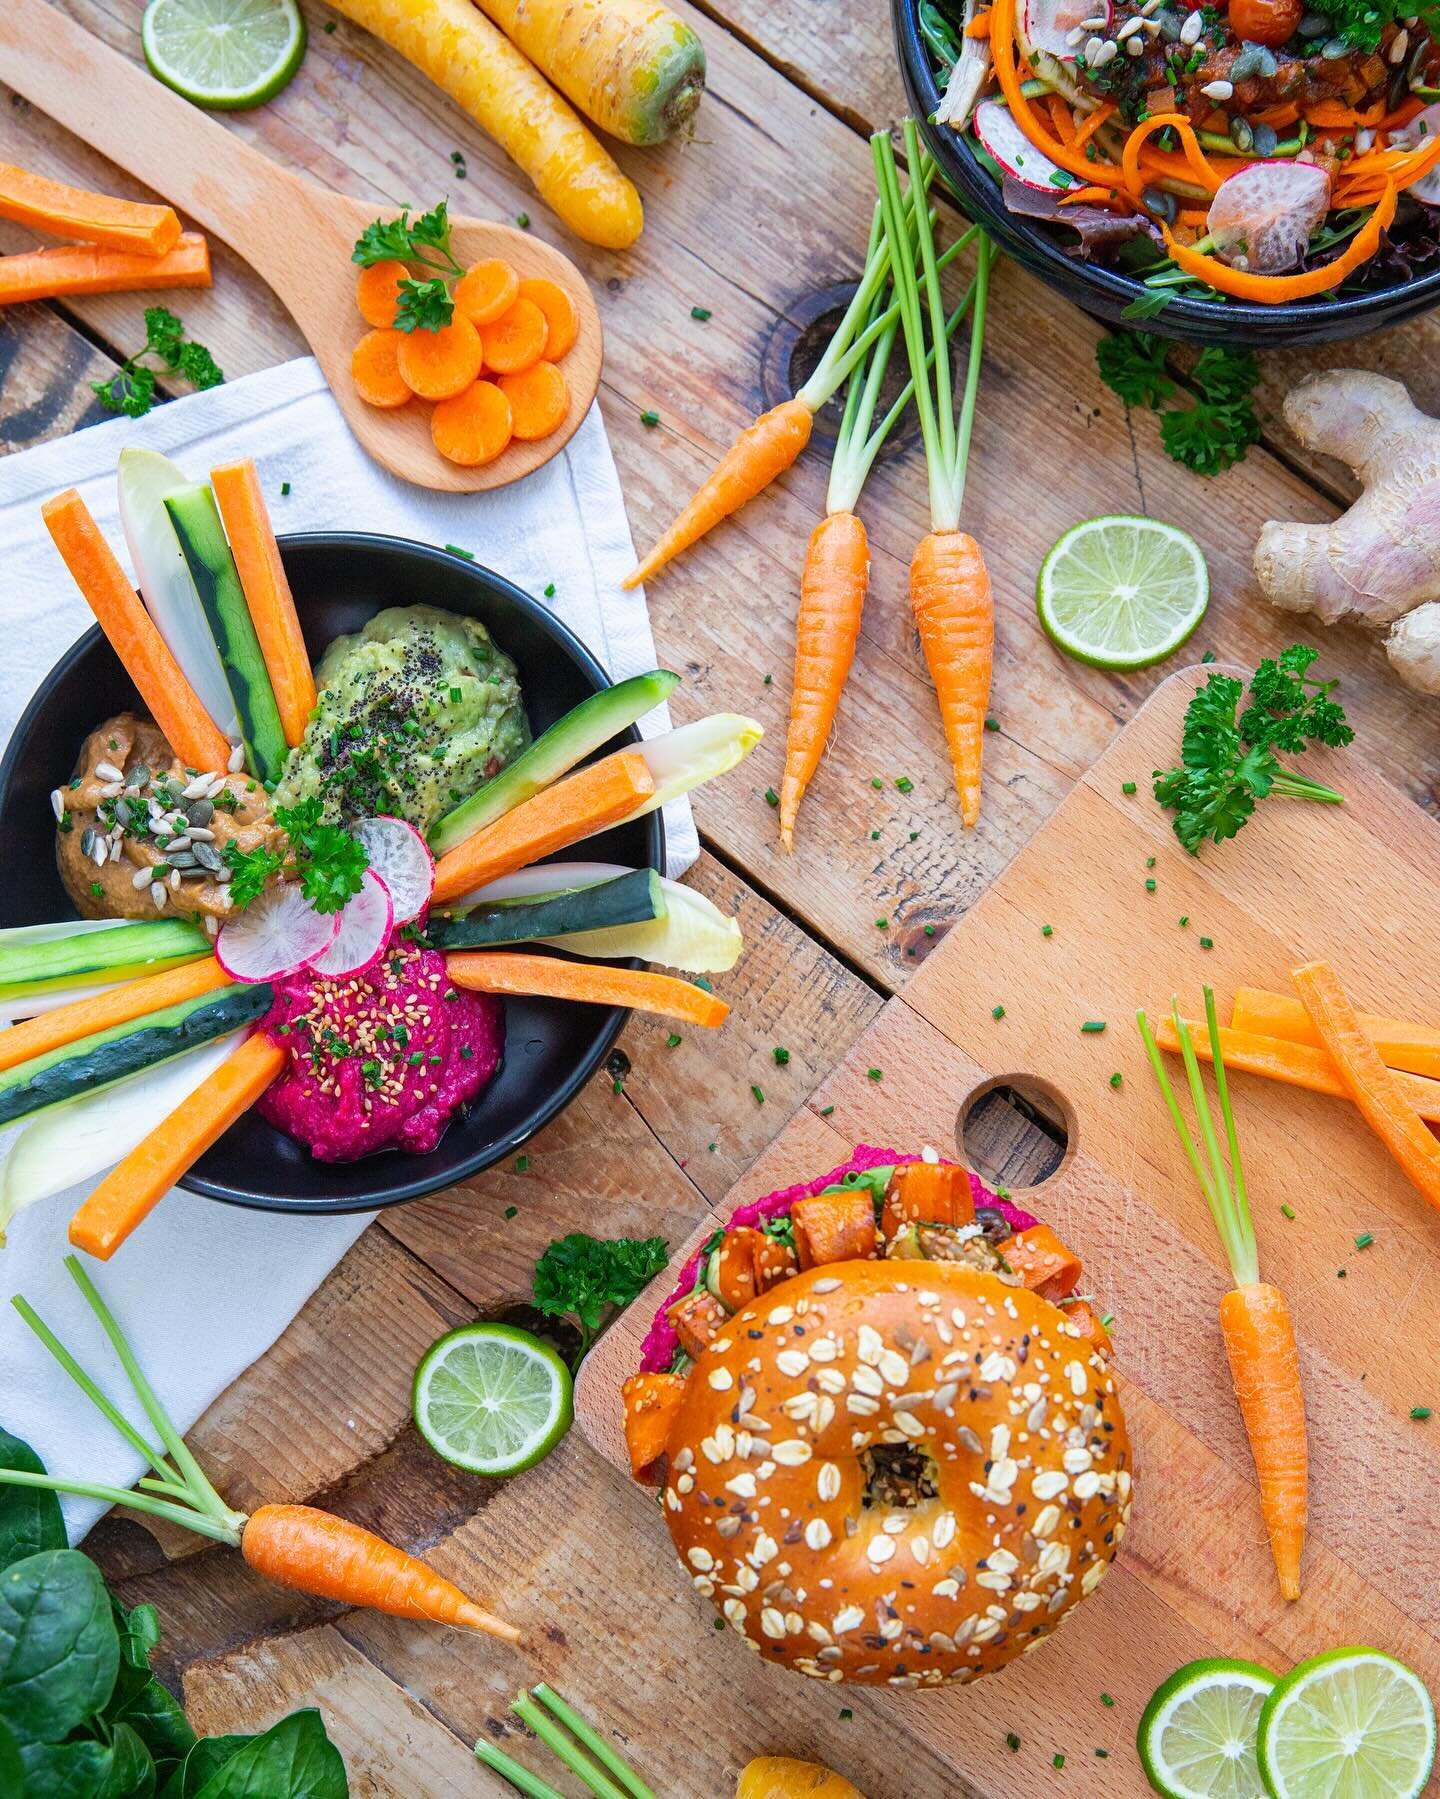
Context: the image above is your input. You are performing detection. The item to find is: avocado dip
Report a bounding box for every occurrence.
[272,605,529,837]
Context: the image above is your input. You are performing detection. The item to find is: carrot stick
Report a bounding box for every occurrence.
[0,162,181,255]
[481,296,548,375]
[1219,1282,1307,1602]
[1231,986,1440,1082]
[240,1503,520,1640]
[621,1371,686,1482]
[351,329,413,409]
[1155,1014,1440,1122]
[498,360,569,440]
[623,398,815,590]
[41,490,231,773]
[210,460,317,750]
[395,314,483,399]
[1292,960,1440,1213]
[446,951,729,1027]
[1162,184,1396,301]
[355,259,407,328]
[790,1188,879,1267]
[68,1036,285,1261]
[431,748,654,900]
[1001,1223,1083,1301]
[454,257,520,327]
[0,957,228,1077]
[0,233,210,305]
[519,276,578,361]
[910,530,994,829]
[779,511,869,851]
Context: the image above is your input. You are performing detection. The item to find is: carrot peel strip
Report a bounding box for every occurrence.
[1122,113,1221,202]
[1000,1223,1083,1301]
[1162,184,1396,301]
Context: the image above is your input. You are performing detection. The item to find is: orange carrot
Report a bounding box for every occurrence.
[1062,1299,1113,1355]
[1163,184,1396,301]
[1121,113,1223,201]
[480,295,548,375]
[497,360,569,440]
[0,233,210,305]
[1231,986,1440,1082]
[454,257,519,326]
[431,379,514,466]
[241,1503,520,1639]
[623,397,815,590]
[778,511,868,852]
[42,490,230,773]
[210,459,317,749]
[519,275,579,360]
[0,162,181,255]
[666,1288,728,1359]
[446,951,729,1027]
[989,0,1126,189]
[621,1372,686,1483]
[351,329,413,409]
[910,531,994,829]
[431,748,655,901]
[1001,1224,1083,1301]
[1219,1283,1308,1602]
[395,314,483,400]
[1292,960,1440,1214]
[355,259,407,328]
[1072,101,1116,150]
[0,957,227,1077]
[711,1226,764,1311]
[1304,98,1387,127]
[1155,1014,1440,1123]
[964,10,992,32]
[790,1188,879,1268]
[880,1161,973,1238]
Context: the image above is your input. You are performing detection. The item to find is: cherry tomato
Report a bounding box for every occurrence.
[1228,0,1303,48]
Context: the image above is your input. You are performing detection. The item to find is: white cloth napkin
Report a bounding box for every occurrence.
[0,357,689,1538]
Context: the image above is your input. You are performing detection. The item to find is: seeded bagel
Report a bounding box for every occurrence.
[660,1260,1132,1687]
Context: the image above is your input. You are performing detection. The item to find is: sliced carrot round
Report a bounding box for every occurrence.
[454,257,520,327]
[356,260,407,329]
[480,296,547,375]
[395,315,483,401]
[431,379,514,467]
[351,329,412,409]
[498,360,569,441]
[518,276,578,361]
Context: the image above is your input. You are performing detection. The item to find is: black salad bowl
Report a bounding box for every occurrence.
[892,0,1440,346]
[0,533,663,1213]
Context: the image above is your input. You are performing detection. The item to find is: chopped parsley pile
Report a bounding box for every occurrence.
[532,1233,670,1351]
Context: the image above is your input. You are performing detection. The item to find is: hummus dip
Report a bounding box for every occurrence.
[256,939,504,1160]
[57,714,279,924]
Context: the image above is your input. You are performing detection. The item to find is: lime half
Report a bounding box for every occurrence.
[1037,515,1209,670]
[142,0,306,110]
[413,1323,573,1478]
[1257,1647,1437,1799]
[1138,1658,1276,1798]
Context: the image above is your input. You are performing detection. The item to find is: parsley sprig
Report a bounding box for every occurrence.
[92,308,224,419]
[352,201,464,333]
[1324,0,1439,51]
[1153,646,1354,855]
[532,1233,669,1351]
[1096,334,1261,476]
[223,797,369,913]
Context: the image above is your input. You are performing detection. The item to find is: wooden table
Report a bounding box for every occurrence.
[2,5,1438,1793]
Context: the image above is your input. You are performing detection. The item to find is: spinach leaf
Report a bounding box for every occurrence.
[18,1736,118,1797]
[113,1598,163,1672]
[106,1721,157,1798]
[191,1710,347,1798]
[0,1718,22,1791]
[0,1429,65,1573]
[165,1735,253,1797]
[112,1674,197,1769]
[0,1548,118,1745]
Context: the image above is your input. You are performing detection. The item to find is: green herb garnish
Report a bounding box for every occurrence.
[223,796,369,914]
[352,202,463,332]
[531,1233,668,1350]
[1096,334,1261,476]
[92,307,224,419]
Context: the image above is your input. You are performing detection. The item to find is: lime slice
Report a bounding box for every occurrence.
[142,0,306,110]
[413,1323,573,1477]
[1138,1658,1276,1798]
[1257,1647,1437,1799]
[1037,514,1209,670]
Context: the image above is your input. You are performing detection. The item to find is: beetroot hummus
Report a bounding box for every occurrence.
[256,939,503,1160]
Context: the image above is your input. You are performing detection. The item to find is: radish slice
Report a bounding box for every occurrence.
[354,817,434,924]
[1024,0,1110,59]
[1207,161,1332,272]
[974,99,1071,191]
[1395,104,1440,205]
[308,872,394,978]
[216,883,339,983]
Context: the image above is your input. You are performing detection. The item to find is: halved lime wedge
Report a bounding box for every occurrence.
[142,0,306,111]
[1037,514,1209,670]
[413,1323,573,1478]
[1257,1647,1437,1799]
[1138,1657,1276,1798]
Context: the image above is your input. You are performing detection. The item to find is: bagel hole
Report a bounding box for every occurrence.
[861,1444,939,1511]
[957,1075,1075,1194]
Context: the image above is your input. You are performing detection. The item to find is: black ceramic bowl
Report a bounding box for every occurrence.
[0,534,663,1213]
[893,0,1440,345]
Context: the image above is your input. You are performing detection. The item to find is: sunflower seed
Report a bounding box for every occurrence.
[168,868,181,890]
[227,742,246,773]
[204,915,219,937]
[1180,9,1204,40]
[182,773,213,800]
[99,782,124,799]
[150,882,169,910]
[1093,38,1119,63]
[186,825,217,842]
[167,833,192,852]
[1125,34,1144,53]
[216,864,233,884]
[1117,16,1145,40]
[1389,27,1410,59]
[94,760,123,783]
[50,788,65,822]
[1066,23,1086,43]
[1201,76,1234,98]
[133,865,153,890]
[205,773,229,799]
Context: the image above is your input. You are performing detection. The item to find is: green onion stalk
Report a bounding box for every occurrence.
[475,1685,656,1799]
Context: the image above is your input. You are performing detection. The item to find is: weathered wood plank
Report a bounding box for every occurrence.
[0,301,115,448]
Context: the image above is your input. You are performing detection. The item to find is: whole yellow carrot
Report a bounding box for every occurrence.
[324,0,643,248]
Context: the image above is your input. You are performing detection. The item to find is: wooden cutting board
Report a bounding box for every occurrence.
[576,665,1440,1794]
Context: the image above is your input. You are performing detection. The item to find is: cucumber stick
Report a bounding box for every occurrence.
[429,669,680,855]
[165,483,288,783]
[0,982,271,1129]
[0,918,210,996]
[429,869,665,949]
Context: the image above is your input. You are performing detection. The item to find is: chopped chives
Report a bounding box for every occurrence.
[1081,1020,1106,1033]
[992,1004,1006,1020]
[1412,1406,1432,1420]
[1145,879,1157,892]
[667,1033,682,1048]
[895,776,914,793]
[1281,1203,1295,1219]
[772,1047,790,1065]
[691,305,712,321]
[867,1067,882,1081]
[1109,1072,1123,1088]
[764,788,779,808]
[751,1085,764,1104]
[819,1105,835,1117]
[875,917,888,930]
[1122,781,1137,795]
[515,1155,530,1172]
[280,480,291,495]
[1041,924,1053,936]
[1200,936,1214,949]
[984,716,999,732]
[1006,1733,1021,1752]
[640,409,660,427]
[1354,1231,1374,1249]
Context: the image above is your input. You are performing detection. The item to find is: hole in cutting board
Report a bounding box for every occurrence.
[760,284,924,463]
[957,1075,1075,1194]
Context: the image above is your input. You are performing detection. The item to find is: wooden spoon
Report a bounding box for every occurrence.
[0,0,602,492]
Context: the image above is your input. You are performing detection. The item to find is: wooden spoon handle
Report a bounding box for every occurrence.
[0,0,300,262]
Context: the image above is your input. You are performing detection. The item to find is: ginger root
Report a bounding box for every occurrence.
[1253,369,1440,695]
